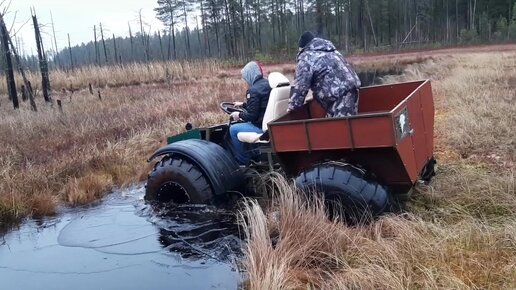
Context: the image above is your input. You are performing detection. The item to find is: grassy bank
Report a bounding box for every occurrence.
[0,75,246,225]
[0,60,226,95]
[241,51,515,289]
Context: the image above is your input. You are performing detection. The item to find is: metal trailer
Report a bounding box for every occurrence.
[269,80,435,195]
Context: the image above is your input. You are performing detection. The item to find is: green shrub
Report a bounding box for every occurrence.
[460,29,479,43]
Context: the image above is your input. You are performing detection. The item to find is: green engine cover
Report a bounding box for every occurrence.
[167,129,201,144]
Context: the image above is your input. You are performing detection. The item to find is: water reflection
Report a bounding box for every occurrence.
[0,186,241,290]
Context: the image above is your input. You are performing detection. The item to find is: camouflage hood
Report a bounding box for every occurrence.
[297,38,335,60]
[305,38,336,52]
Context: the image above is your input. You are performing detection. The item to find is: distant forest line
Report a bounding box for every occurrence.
[6,0,516,71]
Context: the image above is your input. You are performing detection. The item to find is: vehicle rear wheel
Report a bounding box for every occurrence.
[295,163,392,223]
[145,156,213,204]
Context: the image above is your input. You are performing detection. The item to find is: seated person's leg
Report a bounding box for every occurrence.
[229,122,264,165]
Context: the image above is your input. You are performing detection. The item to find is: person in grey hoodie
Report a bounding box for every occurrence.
[288,31,361,117]
[229,61,272,165]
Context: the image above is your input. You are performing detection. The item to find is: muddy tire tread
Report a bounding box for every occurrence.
[296,163,392,222]
[145,156,213,204]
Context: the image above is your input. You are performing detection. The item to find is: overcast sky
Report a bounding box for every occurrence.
[5,0,163,56]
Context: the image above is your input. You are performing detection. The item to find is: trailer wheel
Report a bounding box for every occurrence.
[145,156,213,204]
[295,163,392,223]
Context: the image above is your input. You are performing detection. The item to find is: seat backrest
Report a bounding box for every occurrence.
[262,72,291,131]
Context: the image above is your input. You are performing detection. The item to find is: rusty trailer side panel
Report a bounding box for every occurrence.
[268,80,434,189]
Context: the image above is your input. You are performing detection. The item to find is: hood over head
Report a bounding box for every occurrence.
[304,38,336,52]
[241,61,263,86]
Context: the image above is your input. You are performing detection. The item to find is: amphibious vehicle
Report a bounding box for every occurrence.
[145,72,436,220]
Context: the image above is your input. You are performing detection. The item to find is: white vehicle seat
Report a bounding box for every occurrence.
[237,72,291,143]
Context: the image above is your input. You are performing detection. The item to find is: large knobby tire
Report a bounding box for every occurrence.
[295,163,392,223]
[145,156,213,204]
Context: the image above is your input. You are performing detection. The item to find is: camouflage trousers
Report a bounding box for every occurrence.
[325,89,359,118]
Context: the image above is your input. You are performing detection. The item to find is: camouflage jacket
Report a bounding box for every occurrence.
[288,38,361,117]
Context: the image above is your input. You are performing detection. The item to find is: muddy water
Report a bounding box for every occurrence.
[0,186,241,290]
[357,68,403,86]
[286,68,403,92]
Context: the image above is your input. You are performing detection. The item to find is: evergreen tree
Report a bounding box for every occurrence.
[9,0,516,69]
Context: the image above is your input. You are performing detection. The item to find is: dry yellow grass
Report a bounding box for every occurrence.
[0,63,247,226]
[241,179,516,289]
[0,60,227,95]
[0,55,424,225]
[240,52,516,289]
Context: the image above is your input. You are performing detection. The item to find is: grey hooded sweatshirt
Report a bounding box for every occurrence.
[239,61,272,127]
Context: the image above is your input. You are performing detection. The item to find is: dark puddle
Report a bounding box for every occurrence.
[357,68,404,86]
[0,186,241,290]
[286,67,403,88]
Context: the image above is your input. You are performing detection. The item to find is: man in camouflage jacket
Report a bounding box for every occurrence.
[288,31,361,117]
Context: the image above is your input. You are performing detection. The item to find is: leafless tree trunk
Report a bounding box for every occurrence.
[68,33,74,70]
[139,10,150,62]
[0,14,18,109]
[456,0,459,40]
[196,17,202,57]
[32,10,51,103]
[99,23,108,64]
[183,3,191,58]
[158,31,165,62]
[10,44,37,111]
[200,0,211,57]
[94,25,100,65]
[128,23,134,61]
[112,34,119,64]
[50,11,60,69]
[365,0,378,46]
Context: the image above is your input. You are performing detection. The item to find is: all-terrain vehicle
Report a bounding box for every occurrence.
[145,72,436,220]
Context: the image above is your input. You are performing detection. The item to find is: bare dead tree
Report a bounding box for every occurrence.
[99,23,108,64]
[112,34,119,64]
[50,11,60,69]
[158,30,165,62]
[0,12,18,109]
[31,9,51,103]
[128,23,134,61]
[8,38,37,111]
[200,0,211,57]
[94,25,99,65]
[67,33,74,70]
[365,0,378,47]
[196,16,202,57]
[139,10,150,62]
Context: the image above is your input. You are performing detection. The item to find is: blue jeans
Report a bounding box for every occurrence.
[229,122,263,165]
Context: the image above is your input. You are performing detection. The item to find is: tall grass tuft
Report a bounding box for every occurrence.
[240,50,516,289]
[241,175,516,289]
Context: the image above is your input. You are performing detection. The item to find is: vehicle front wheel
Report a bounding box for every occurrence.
[145,156,213,204]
